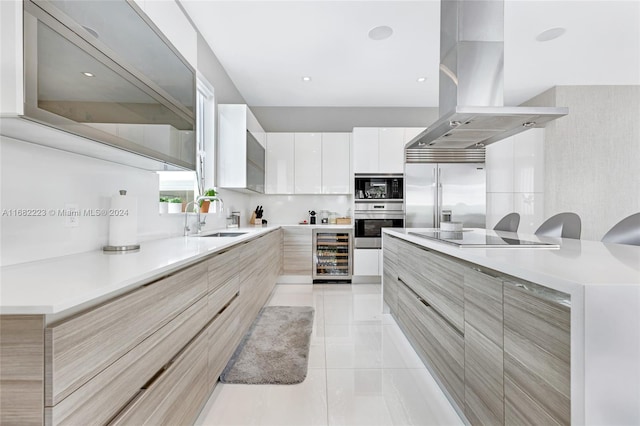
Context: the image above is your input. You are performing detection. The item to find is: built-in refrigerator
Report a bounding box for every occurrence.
[405,149,486,229]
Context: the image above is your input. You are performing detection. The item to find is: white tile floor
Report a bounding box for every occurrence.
[195,283,463,426]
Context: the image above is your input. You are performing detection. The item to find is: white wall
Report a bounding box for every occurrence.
[248,194,352,225]
[0,136,255,267]
[524,86,640,240]
[485,129,545,234]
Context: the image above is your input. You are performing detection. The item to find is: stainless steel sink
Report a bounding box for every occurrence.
[200,232,247,238]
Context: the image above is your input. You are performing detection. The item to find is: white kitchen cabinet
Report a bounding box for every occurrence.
[378,128,406,173]
[266,133,295,194]
[486,137,515,193]
[265,132,351,195]
[485,128,545,232]
[322,133,351,194]
[514,128,544,193]
[353,128,379,173]
[353,127,407,174]
[294,133,322,194]
[354,249,381,276]
[247,110,266,148]
[218,104,266,193]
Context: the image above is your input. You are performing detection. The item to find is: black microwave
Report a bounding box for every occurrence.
[354,174,403,200]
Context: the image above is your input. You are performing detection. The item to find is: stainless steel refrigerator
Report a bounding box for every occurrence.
[405,162,486,229]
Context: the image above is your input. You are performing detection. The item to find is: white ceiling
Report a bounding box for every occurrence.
[181,0,640,108]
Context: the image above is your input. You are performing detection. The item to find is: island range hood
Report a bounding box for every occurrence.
[406,0,568,149]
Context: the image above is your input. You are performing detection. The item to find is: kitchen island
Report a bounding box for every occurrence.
[382,228,640,426]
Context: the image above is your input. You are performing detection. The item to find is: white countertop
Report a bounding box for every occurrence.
[0,227,278,316]
[279,223,352,229]
[384,228,640,294]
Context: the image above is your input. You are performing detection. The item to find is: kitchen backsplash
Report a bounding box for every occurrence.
[0,137,252,266]
[248,194,352,225]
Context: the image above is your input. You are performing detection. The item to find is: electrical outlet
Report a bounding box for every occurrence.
[64,204,80,228]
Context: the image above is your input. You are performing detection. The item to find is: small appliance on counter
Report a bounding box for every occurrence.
[227,211,241,228]
[319,210,330,224]
[309,210,317,225]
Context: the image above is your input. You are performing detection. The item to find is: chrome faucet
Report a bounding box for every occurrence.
[183,196,225,236]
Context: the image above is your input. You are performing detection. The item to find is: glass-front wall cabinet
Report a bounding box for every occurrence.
[23,0,196,170]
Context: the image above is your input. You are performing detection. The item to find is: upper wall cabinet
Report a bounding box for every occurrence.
[322,133,351,194]
[265,132,351,195]
[353,127,423,174]
[218,105,266,193]
[266,133,295,194]
[294,133,322,194]
[0,0,197,171]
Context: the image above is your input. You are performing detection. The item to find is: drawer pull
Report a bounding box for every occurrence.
[505,281,571,307]
[471,266,501,279]
[417,296,430,308]
[141,362,171,390]
[397,277,464,337]
[213,292,240,320]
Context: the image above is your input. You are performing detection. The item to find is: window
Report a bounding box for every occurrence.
[158,75,215,209]
[196,76,216,193]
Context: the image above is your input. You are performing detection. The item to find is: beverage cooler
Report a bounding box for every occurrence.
[312,229,352,282]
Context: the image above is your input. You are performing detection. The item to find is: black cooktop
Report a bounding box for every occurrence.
[408,229,560,248]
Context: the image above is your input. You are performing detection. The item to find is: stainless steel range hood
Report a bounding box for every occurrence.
[407,0,567,149]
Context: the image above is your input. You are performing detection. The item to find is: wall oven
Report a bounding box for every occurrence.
[354,202,404,249]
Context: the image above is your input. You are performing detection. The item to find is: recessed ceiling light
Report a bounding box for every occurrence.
[536,27,566,42]
[417,77,427,83]
[302,76,312,82]
[368,25,393,41]
[82,72,95,77]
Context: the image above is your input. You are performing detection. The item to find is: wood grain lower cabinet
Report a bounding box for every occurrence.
[282,227,312,275]
[503,280,571,426]
[464,266,505,426]
[382,234,400,313]
[110,326,210,426]
[0,315,44,426]
[208,298,241,388]
[397,241,464,331]
[44,261,208,406]
[45,297,209,425]
[396,279,465,408]
[238,230,281,334]
[383,234,573,425]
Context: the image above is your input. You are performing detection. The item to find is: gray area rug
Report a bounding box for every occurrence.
[220,306,315,385]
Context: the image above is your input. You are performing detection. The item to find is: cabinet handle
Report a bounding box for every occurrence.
[504,280,571,307]
[470,266,502,279]
[397,276,464,337]
[417,296,430,308]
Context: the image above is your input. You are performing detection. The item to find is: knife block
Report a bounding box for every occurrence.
[249,212,261,225]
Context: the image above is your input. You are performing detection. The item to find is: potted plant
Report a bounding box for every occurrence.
[167,197,183,214]
[199,188,217,213]
[159,196,169,214]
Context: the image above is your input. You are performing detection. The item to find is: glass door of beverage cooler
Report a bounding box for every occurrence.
[313,230,352,282]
